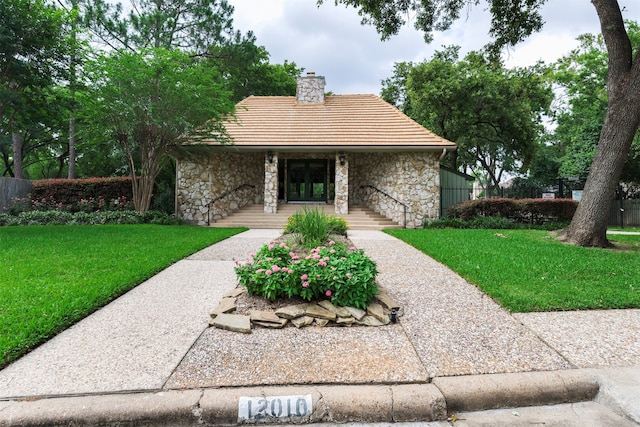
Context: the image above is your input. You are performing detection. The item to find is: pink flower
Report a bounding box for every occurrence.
[280,242,288,248]
[324,256,330,261]
[287,269,294,274]
[346,273,352,279]
[266,257,273,261]
[302,281,309,288]
[272,265,281,272]
[265,270,272,275]
[318,261,327,267]
[329,240,335,245]
[313,254,320,259]
[250,253,255,258]
[330,249,336,254]
[325,290,332,297]
[289,252,296,258]
[349,246,357,251]
[256,269,265,273]
[301,274,308,281]
[268,244,275,250]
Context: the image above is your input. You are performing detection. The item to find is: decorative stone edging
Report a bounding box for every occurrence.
[209,286,402,334]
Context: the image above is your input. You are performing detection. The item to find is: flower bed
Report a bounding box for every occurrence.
[234,234,378,310]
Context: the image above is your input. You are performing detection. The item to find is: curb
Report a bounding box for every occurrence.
[0,370,599,426]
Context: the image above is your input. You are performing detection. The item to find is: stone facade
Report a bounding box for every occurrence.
[176,150,440,228]
[351,152,440,228]
[334,153,349,214]
[176,152,263,225]
[264,153,278,213]
[296,73,325,104]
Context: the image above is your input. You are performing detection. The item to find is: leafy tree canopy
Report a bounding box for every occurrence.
[320,0,546,55]
[552,21,640,182]
[82,48,235,212]
[382,46,553,192]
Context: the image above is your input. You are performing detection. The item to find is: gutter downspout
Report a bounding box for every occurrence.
[439,148,448,162]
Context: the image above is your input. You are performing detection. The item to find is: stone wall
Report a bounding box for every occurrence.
[264,153,278,213]
[176,152,263,225]
[334,153,349,214]
[176,150,440,228]
[351,152,440,228]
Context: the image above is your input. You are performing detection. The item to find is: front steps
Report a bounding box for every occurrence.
[209,204,402,230]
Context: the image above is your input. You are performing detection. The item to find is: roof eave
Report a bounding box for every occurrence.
[188,144,456,153]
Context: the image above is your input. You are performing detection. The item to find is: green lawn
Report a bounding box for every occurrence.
[0,225,245,368]
[385,229,640,313]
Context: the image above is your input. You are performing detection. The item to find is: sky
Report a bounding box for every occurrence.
[228,0,640,95]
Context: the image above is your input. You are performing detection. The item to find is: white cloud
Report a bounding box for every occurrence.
[229,0,640,94]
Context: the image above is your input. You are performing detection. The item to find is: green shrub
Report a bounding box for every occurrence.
[468,216,514,229]
[143,210,185,225]
[31,177,133,207]
[235,239,377,309]
[284,207,348,248]
[424,218,468,229]
[425,215,570,230]
[447,198,578,225]
[0,213,17,226]
[0,210,184,226]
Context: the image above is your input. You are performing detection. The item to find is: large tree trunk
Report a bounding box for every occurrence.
[559,0,640,247]
[559,77,640,247]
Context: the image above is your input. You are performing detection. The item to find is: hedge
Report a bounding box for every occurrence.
[447,198,578,225]
[31,177,133,205]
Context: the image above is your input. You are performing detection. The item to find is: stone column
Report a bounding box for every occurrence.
[334,153,349,215]
[264,152,278,213]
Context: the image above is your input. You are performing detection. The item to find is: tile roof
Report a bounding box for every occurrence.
[201,94,456,151]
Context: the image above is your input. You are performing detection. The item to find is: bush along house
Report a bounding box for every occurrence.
[175,72,457,228]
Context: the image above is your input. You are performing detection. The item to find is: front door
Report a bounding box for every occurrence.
[287,159,328,202]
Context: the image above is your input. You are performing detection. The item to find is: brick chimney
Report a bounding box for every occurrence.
[296,72,325,104]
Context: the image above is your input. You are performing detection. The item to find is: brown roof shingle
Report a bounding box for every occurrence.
[203,94,456,151]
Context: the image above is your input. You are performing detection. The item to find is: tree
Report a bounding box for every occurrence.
[382,47,553,196]
[82,48,234,212]
[552,23,640,182]
[328,0,640,247]
[0,0,70,178]
[80,0,299,212]
[0,84,72,179]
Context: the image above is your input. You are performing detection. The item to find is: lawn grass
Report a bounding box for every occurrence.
[385,228,640,313]
[0,225,245,368]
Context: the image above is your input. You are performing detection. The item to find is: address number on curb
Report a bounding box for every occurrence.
[238,395,312,421]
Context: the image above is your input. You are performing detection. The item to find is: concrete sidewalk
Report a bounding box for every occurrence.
[0,229,639,425]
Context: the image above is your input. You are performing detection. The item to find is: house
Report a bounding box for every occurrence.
[175,72,457,228]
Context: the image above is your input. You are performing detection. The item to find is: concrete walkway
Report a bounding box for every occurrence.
[0,229,639,425]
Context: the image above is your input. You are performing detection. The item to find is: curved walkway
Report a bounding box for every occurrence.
[0,229,638,425]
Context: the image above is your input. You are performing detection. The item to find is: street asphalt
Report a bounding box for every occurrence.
[0,229,638,426]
